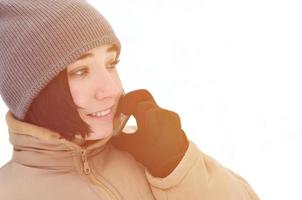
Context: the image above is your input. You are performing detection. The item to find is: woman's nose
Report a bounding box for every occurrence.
[94,71,119,100]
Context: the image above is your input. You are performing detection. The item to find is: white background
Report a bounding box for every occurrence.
[1,0,302,199]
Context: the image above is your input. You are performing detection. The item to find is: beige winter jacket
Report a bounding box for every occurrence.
[0,112,260,199]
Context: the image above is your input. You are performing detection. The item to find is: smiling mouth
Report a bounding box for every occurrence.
[87,108,112,117]
[84,105,116,121]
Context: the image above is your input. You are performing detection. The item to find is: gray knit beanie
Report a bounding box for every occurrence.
[0,0,121,120]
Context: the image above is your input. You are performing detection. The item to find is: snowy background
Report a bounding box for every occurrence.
[1,0,302,199]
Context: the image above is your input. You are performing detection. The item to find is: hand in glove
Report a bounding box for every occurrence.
[109,89,189,178]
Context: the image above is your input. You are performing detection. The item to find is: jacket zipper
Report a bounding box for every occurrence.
[80,149,119,200]
[81,149,91,175]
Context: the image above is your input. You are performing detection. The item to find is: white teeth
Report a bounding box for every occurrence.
[90,109,111,117]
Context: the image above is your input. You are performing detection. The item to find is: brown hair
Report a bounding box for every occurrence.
[24,68,92,140]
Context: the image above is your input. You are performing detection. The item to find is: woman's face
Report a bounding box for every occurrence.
[67,44,123,140]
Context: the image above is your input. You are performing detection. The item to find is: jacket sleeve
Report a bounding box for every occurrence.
[144,141,260,200]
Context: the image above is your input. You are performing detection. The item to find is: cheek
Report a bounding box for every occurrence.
[69,84,87,107]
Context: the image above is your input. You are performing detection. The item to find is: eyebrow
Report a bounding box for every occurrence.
[76,45,118,62]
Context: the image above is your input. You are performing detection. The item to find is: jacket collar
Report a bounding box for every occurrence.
[6,111,113,169]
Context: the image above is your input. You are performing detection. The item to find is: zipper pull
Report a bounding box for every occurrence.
[81,149,91,175]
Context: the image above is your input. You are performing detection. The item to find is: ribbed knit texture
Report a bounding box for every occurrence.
[0,0,121,120]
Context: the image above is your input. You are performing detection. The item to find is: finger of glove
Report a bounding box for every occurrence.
[144,109,188,162]
[139,107,182,144]
[117,89,157,116]
[145,108,182,132]
[109,131,139,152]
[109,101,157,149]
[133,101,158,136]
[109,101,157,150]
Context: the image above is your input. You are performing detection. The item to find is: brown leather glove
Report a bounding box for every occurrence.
[109,89,189,177]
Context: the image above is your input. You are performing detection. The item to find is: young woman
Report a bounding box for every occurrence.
[0,0,259,199]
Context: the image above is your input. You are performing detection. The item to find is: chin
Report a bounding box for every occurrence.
[86,125,113,140]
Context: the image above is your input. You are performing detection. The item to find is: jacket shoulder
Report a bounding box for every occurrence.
[0,161,16,200]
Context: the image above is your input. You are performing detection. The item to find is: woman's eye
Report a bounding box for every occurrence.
[107,59,120,70]
[71,68,88,77]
